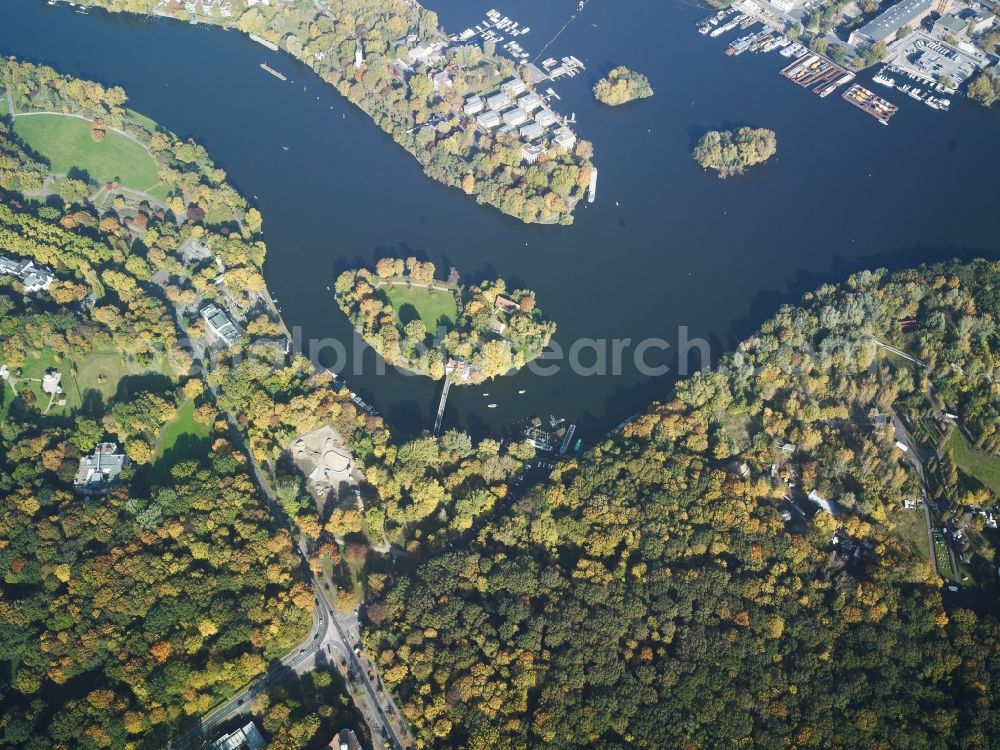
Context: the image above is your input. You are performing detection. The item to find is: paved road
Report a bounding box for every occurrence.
[169,588,342,749]
[317,570,414,750]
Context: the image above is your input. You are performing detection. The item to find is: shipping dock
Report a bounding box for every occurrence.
[259,63,287,81]
[842,84,898,125]
[779,54,853,97]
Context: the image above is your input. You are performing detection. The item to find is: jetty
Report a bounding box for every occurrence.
[260,63,287,81]
[842,84,898,125]
[432,372,452,437]
[587,167,597,203]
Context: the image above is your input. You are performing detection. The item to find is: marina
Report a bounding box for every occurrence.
[842,84,899,125]
[779,54,854,98]
[873,65,952,111]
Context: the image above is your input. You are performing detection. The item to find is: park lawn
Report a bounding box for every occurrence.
[383,283,458,336]
[154,400,210,461]
[945,427,1000,497]
[17,347,82,415]
[13,113,159,191]
[891,507,930,563]
[0,97,8,117]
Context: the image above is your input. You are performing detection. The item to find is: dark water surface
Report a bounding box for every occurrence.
[2,0,998,441]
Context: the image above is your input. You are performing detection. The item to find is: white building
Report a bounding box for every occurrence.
[201,304,241,347]
[0,256,55,293]
[486,91,511,111]
[477,110,501,129]
[502,107,530,127]
[534,108,557,128]
[501,77,527,97]
[553,126,577,150]
[464,95,484,115]
[518,92,542,112]
[520,121,544,140]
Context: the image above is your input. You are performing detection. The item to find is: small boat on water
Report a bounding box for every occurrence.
[487,403,498,409]
[517,389,526,394]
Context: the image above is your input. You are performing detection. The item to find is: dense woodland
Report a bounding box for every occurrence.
[693,126,778,177]
[592,66,654,106]
[334,257,555,382]
[83,0,595,225]
[0,60,321,749]
[368,260,1000,749]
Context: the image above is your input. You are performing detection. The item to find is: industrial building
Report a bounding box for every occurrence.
[848,0,940,48]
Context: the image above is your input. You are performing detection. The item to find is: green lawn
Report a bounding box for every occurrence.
[383,283,458,335]
[14,347,82,416]
[892,507,930,563]
[13,113,159,191]
[154,400,210,461]
[0,97,8,117]
[945,427,1000,497]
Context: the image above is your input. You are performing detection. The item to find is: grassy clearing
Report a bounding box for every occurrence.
[891,507,930,563]
[945,427,1000,497]
[154,400,210,460]
[0,97,8,117]
[15,347,82,415]
[383,283,458,335]
[13,113,159,191]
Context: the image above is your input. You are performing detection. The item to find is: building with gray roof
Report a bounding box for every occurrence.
[73,443,128,496]
[201,304,241,347]
[849,0,936,47]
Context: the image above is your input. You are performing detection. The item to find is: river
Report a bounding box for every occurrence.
[2,0,999,442]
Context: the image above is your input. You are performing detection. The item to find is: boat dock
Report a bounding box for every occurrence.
[779,54,853,97]
[587,167,597,203]
[842,84,898,125]
[432,373,452,437]
[260,63,287,81]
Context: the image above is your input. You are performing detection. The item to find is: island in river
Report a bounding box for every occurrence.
[593,66,654,106]
[693,126,777,178]
[334,257,555,383]
[77,0,595,225]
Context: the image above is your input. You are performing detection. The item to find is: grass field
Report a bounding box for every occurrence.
[13,113,159,192]
[946,427,1000,497]
[125,107,159,135]
[383,283,458,335]
[892,507,930,563]
[15,347,82,415]
[154,400,210,461]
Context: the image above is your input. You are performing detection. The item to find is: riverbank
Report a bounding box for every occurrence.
[77,0,595,225]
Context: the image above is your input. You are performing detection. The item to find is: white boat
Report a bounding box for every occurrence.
[487,403,498,409]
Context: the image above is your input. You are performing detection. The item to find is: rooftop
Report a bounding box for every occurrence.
[201,303,240,346]
[73,443,127,494]
[211,722,265,750]
[852,0,934,43]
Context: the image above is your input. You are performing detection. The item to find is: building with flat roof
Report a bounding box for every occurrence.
[477,110,501,129]
[463,95,484,115]
[201,304,241,347]
[534,108,557,127]
[553,126,577,150]
[849,0,937,47]
[501,77,527,96]
[73,443,128,495]
[520,122,544,140]
[521,143,546,163]
[933,13,967,36]
[518,92,542,112]
[211,722,265,750]
[502,107,530,127]
[486,91,511,111]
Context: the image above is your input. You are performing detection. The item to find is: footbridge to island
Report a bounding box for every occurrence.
[433,372,452,438]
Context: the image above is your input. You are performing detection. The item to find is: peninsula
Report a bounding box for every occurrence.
[593,66,655,105]
[693,126,777,177]
[76,0,595,225]
[334,257,555,383]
